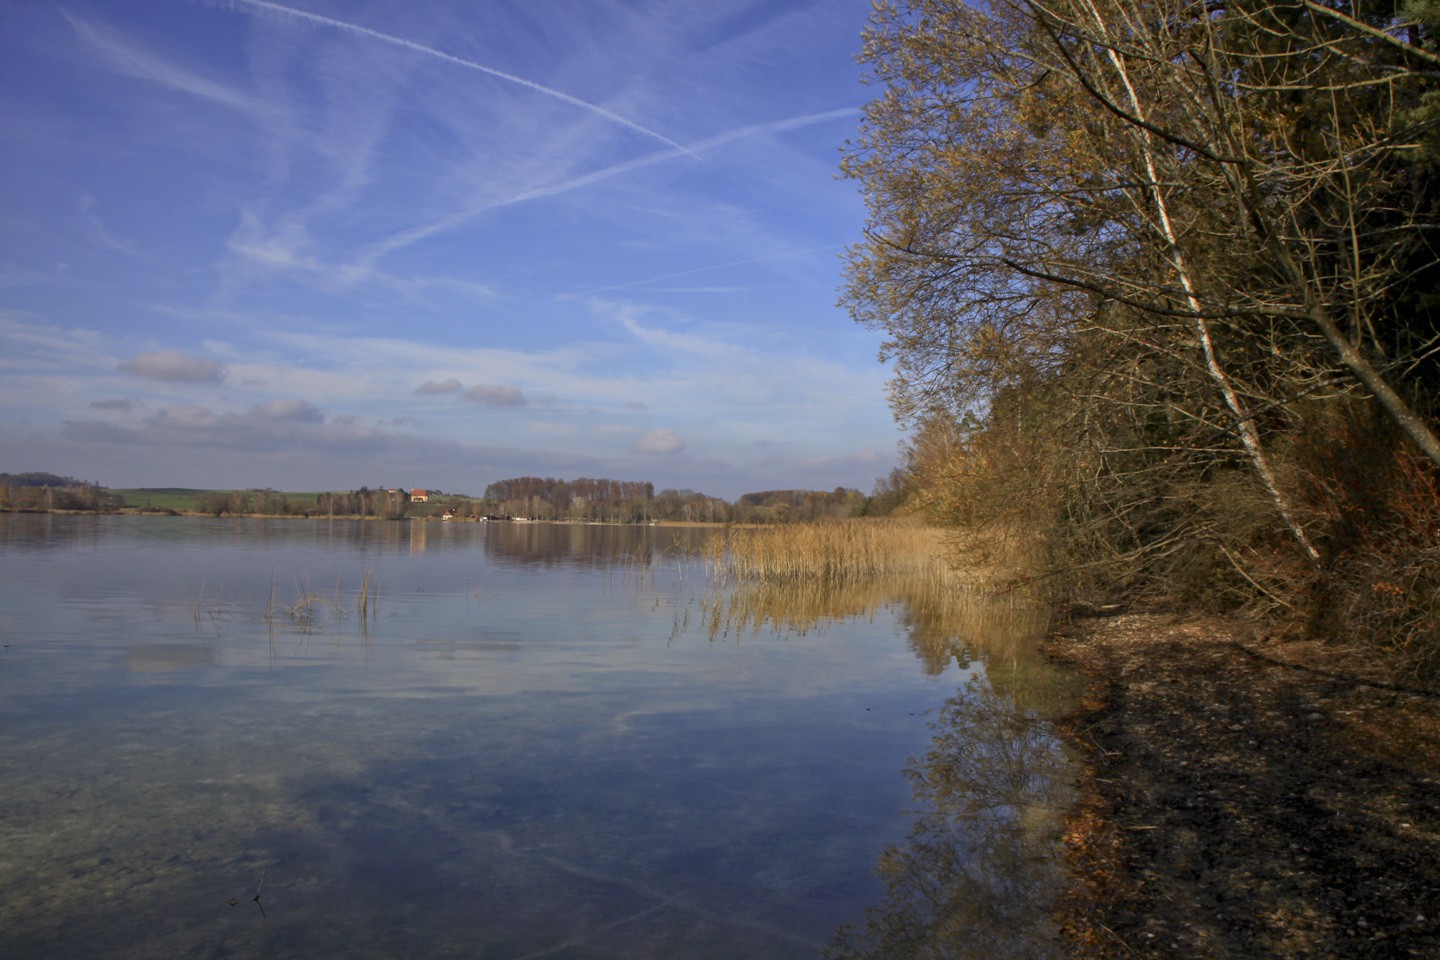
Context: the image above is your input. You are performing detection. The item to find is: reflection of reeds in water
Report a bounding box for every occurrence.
[694,519,1058,679]
[283,587,339,632]
[193,580,250,632]
[357,567,375,620]
[194,570,379,638]
[694,575,1049,672]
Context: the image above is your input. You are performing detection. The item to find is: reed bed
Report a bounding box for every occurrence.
[708,518,959,584]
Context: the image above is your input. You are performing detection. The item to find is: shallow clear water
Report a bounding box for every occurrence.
[0,515,1079,959]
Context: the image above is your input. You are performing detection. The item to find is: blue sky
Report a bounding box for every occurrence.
[1,0,896,500]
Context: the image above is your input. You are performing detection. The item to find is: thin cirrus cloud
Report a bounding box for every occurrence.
[71,399,348,451]
[219,0,697,158]
[118,350,227,383]
[61,9,271,117]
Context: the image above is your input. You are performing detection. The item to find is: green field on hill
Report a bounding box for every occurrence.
[109,488,484,516]
[111,488,327,513]
[111,488,214,512]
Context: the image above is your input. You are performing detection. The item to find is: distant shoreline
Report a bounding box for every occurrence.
[2,507,733,527]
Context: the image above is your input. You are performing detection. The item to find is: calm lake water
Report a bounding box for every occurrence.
[0,515,1080,959]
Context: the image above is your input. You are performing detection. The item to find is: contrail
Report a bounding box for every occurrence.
[513,107,862,206]
[348,108,860,279]
[560,244,845,300]
[690,106,861,151]
[210,0,698,158]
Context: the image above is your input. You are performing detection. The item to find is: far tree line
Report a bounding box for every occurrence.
[0,472,883,523]
[0,473,113,512]
[482,477,871,523]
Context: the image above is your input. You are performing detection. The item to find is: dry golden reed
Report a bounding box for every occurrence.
[708,517,1044,590]
[708,517,958,584]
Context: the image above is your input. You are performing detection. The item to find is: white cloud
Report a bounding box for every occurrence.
[118,350,227,384]
[148,405,222,431]
[253,398,324,422]
[636,429,685,455]
[416,378,463,395]
[88,397,143,411]
[462,384,526,407]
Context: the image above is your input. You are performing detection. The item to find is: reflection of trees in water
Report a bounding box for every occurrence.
[479,523,713,568]
[230,517,711,566]
[829,678,1076,960]
[0,516,717,567]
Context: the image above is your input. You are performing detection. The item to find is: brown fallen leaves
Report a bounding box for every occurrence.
[1045,613,1440,960]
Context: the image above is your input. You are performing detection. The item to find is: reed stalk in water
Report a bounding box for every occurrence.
[357,567,374,621]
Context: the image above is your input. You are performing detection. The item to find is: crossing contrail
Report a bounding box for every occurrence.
[559,244,845,300]
[210,0,699,159]
[348,107,860,278]
[513,107,862,207]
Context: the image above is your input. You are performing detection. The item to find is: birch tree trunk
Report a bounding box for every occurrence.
[1058,0,1323,562]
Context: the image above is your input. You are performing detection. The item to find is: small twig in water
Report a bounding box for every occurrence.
[253,869,267,918]
[228,869,267,917]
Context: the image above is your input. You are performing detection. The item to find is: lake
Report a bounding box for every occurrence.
[0,515,1080,959]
